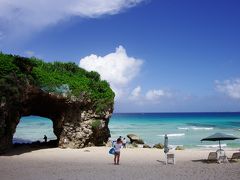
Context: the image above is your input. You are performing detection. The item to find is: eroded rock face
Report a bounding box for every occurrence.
[127,134,145,144]
[0,85,113,153]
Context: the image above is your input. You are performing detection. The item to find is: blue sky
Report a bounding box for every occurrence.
[1,0,240,112]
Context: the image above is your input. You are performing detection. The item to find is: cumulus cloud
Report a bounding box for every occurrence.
[79,46,143,98]
[145,89,171,101]
[215,79,240,99]
[129,86,172,104]
[0,0,144,41]
[130,86,142,100]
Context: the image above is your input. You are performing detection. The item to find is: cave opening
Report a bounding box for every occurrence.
[13,115,57,147]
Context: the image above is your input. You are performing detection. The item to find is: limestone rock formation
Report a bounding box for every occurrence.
[153,143,164,149]
[127,134,145,144]
[0,53,114,153]
[143,144,151,148]
[175,146,184,150]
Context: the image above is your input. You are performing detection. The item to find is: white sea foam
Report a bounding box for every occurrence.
[197,144,227,148]
[157,133,185,137]
[168,145,184,149]
[177,126,213,130]
[192,127,213,130]
[177,127,189,130]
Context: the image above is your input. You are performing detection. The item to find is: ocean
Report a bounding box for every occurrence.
[14,113,240,149]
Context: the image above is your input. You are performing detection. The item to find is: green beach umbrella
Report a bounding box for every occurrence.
[201,133,239,150]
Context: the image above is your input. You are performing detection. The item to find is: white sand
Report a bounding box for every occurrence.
[0,146,240,180]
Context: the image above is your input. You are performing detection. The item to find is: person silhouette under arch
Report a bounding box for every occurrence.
[43,135,48,143]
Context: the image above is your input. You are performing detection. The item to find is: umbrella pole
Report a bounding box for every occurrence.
[219,140,221,150]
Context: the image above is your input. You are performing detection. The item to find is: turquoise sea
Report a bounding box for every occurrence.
[14,113,240,149]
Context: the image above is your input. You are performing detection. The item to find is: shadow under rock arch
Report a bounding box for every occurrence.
[1,90,68,155]
[5,115,58,156]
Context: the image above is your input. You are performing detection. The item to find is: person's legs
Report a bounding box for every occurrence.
[114,154,117,164]
[117,153,120,165]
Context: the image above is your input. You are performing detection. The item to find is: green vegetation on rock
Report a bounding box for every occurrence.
[91,120,101,129]
[0,53,115,112]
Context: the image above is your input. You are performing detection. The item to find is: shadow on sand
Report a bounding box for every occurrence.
[156,160,167,165]
[1,140,58,156]
[191,159,210,164]
[192,159,239,164]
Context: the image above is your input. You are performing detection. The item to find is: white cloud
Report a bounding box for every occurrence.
[130,86,142,100]
[69,0,144,17]
[129,86,172,104]
[79,46,143,98]
[0,0,144,41]
[145,89,172,101]
[215,78,240,99]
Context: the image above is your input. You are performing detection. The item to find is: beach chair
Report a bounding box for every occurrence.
[207,152,218,163]
[230,152,240,161]
[216,149,228,163]
[166,153,175,164]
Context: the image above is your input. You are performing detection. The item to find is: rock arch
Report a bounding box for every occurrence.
[0,86,113,153]
[0,53,114,154]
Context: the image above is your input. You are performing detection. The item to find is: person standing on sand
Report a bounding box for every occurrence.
[43,135,47,143]
[122,138,127,148]
[114,138,123,165]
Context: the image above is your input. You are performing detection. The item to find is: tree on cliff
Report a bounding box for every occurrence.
[0,53,115,113]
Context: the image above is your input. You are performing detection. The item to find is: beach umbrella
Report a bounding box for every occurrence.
[201,133,239,150]
[164,134,169,154]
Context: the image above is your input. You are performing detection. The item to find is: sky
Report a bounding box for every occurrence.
[0,0,240,112]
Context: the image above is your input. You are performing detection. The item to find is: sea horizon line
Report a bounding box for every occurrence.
[113,112,240,114]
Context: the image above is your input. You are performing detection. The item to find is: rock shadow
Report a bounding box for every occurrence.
[1,140,58,156]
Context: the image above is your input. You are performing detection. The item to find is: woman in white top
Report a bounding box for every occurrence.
[114,138,122,165]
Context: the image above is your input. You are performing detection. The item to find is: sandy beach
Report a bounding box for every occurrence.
[0,146,239,180]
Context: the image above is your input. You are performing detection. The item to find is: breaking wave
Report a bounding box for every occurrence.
[157,133,185,137]
[197,144,227,148]
[177,126,213,130]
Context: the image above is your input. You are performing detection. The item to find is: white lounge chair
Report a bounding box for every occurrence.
[216,149,228,163]
[166,153,175,164]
